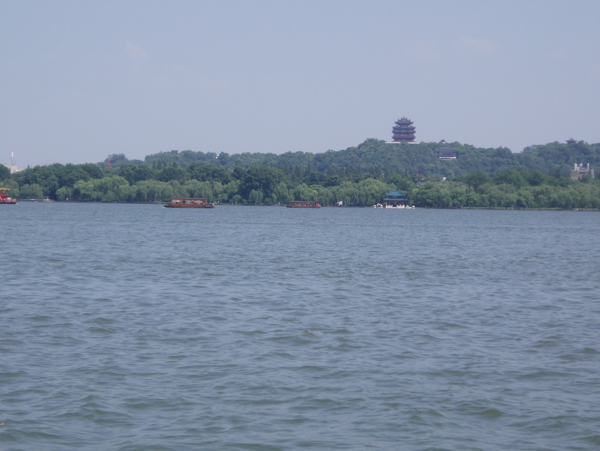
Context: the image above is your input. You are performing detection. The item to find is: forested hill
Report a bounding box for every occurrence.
[138,139,600,178]
[2,139,599,209]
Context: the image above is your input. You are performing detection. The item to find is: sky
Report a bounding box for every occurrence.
[1,0,599,167]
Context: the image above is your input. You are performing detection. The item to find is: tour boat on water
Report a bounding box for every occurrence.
[286,200,321,208]
[0,188,17,205]
[373,203,415,209]
[164,197,214,208]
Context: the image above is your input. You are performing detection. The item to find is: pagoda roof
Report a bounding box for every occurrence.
[383,190,408,200]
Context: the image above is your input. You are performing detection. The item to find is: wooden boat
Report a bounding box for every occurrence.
[286,200,321,208]
[164,197,214,208]
[0,188,17,205]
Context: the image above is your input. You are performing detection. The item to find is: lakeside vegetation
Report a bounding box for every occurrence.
[2,139,599,209]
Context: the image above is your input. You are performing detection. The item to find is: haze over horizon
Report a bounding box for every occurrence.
[1,0,599,168]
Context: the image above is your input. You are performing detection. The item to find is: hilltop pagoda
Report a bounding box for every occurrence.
[392,117,416,142]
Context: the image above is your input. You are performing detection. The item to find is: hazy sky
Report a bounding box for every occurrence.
[1,1,599,167]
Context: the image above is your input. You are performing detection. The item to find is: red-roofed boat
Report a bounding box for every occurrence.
[286,200,321,208]
[0,188,17,205]
[164,197,214,208]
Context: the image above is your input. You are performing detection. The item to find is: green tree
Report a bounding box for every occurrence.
[72,176,131,202]
[494,169,527,188]
[56,186,74,200]
[463,169,491,190]
[272,181,291,204]
[119,164,156,184]
[240,166,284,199]
[248,189,264,205]
[0,164,10,180]
[188,162,231,184]
[386,173,416,191]
[158,166,187,183]
[132,180,174,202]
[19,184,44,199]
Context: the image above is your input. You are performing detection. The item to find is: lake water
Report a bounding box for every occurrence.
[1,204,599,450]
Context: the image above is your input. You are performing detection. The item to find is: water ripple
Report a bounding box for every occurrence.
[1,205,599,450]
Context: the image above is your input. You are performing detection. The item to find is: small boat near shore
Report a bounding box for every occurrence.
[373,203,415,209]
[286,200,321,208]
[0,188,17,205]
[164,197,214,208]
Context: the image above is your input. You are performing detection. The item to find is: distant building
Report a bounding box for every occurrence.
[434,147,457,160]
[4,153,21,174]
[383,190,409,207]
[570,163,594,180]
[170,150,179,154]
[390,117,416,143]
[5,165,21,174]
[566,138,577,145]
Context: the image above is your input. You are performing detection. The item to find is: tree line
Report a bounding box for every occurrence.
[415,169,600,209]
[137,139,600,179]
[1,139,599,209]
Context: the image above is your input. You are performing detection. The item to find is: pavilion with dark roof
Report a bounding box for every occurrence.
[383,190,408,207]
[434,147,457,160]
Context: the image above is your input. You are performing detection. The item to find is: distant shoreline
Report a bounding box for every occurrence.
[13,201,599,212]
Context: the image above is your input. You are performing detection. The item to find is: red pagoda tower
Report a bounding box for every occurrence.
[392,117,416,142]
